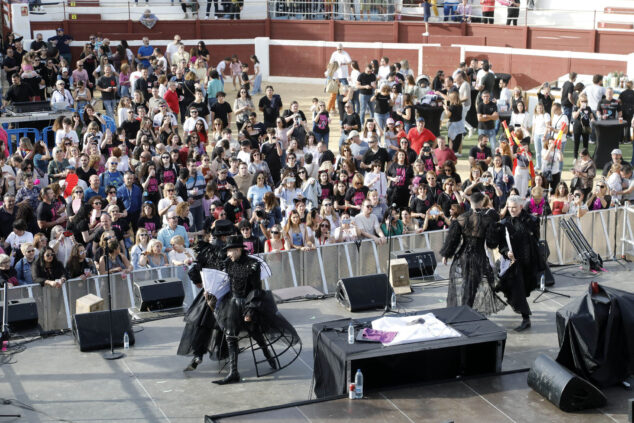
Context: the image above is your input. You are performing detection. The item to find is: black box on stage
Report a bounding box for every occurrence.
[391,249,437,278]
[336,274,392,312]
[133,278,184,311]
[72,309,135,352]
[0,297,38,330]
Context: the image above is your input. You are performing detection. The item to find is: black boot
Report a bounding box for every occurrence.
[184,355,202,372]
[514,315,531,332]
[213,338,240,385]
[253,333,278,369]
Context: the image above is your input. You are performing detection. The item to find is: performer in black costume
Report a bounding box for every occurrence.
[440,192,505,315]
[178,219,235,371]
[213,234,300,385]
[493,195,542,331]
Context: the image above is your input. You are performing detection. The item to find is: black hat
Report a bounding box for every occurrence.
[212,219,234,237]
[223,234,245,250]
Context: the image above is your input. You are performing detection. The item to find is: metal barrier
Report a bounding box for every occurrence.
[2,206,631,331]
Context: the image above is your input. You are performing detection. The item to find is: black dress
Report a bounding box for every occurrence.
[440,208,505,315]
[493,209,542,316]
[177,239,228,360]
[214,254,301,371]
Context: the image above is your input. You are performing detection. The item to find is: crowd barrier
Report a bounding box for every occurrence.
[2,206,632,332]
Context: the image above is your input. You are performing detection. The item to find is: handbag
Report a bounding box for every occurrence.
[325,79,338,94]
[570,176,580,191]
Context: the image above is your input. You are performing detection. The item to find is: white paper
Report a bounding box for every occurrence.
[201,268,230,300]
[499,228,514,277]
[371,313,461,346]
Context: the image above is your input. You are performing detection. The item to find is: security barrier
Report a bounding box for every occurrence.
[2,206,632,332]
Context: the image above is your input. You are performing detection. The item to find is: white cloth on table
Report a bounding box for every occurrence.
[371,313,461,346]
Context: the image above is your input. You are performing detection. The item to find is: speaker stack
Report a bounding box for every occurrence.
[73,309,135,352]
[0,298,38,331]
[336,274,392,312]
[391,249,437,279]
[133,278,185,311]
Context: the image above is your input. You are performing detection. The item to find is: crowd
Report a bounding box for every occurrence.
[0,31,633,290]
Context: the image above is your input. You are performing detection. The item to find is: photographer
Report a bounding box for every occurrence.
[541,136,563,195]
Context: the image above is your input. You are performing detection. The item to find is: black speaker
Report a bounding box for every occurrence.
[0,297,38,330]
[133,278,185,311]
[538,241,555,287]
[527,354,607,412]
[72,309,135,352]
[336,274,391,312]
[391,249,437,279]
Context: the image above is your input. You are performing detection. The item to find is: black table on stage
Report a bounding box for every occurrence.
[593,119,627,169]
[312,306,506,398]
[414,105,443,137]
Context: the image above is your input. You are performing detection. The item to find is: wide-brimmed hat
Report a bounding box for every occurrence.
[223,234,245,250]
[212,219,234,237]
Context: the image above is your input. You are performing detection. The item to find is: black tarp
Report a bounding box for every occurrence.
[556,283,634,388]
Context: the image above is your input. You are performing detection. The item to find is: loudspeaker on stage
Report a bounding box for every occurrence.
[336,274,392,312]
[73,309,135,352]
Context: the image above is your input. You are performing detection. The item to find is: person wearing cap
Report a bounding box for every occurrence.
[407,116,436,155]
[347,129,369,161]
[602,148,624,177]
[47,28,73,65]
[50,79,74,109]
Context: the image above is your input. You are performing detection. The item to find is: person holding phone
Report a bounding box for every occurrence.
[49,225,75,267]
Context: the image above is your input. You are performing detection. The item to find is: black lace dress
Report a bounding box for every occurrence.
[493,209,542,316]
[177,239,228,360]
[440,208,505,316]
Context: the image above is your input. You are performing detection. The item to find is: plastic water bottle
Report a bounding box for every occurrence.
[123,332,130,349]
[390,292,397,310]
[539,275,545,291]
[348,321,355,344]
[354,369,364,399]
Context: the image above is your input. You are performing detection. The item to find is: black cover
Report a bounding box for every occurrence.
[527,354,607,412]
[556,283,634,387]
[312,306,507,398]
[73,309,135,352]
[134,278,185,311]
[391,249,436,278]
[0,297,38,330]
[593,120,626,169]
[336,274,392,312]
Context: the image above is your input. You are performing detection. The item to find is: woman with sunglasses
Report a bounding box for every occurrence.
[234,88,254,132]
[568,189,589,218]
[66,244,97,279]
[157,152,179,190]
[158,183,184,225]
[586,179,611,211]
[31,247,66,288]
[264,224,286,253]
[314,219,333,246]
[386,149,413,209]
[130,228,151,270]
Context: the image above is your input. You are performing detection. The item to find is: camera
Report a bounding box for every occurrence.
[295,116,301,125]
[430,209,439,216]
[255,209,265,219]
[423,147,431,153]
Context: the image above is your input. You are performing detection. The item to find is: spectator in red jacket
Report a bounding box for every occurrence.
[163,81,180,118]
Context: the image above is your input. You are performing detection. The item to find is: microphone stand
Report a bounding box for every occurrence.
[533,212,569,303]
[1,280,9,342]
[103,243,124,360]
[383,209,397,315]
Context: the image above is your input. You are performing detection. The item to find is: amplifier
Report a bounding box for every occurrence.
[391,249,437,279]
[133,278,185,311]
[0,297,38,330]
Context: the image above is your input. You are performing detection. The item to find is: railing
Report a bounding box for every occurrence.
[23,0,634,31]
[2,206,632,332]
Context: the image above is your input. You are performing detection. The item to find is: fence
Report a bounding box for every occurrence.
[2,206,632,332]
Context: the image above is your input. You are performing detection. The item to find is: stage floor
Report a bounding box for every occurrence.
[1,260,633,423]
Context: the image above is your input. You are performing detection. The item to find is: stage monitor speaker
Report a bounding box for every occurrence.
[336,274,391,312]
[73,309,135,352]
[0,297,38,330]
[76,294,104,314]
[389,258,411,294]
[133,278,185,311]
[527,354,607,412]
[391,249,436,279]
[538,241,555,287]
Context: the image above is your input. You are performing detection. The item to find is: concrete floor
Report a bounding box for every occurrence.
[1,260,633,423]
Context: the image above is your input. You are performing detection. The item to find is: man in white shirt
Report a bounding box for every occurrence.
[129,63,144,94]
[50,80,74,109]
[165,35,182,66]
[329,43,351,84]
[456,71,473,134]
[353,200,386,244]
[152,102,179,128]
[182,107,208,133]
[582,74,606,112]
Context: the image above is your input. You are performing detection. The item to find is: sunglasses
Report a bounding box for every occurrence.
[75,190,83,194]
[139,234,148,237]
[271,231,280,234]
[323,203,332,206]
[93,202,102,205]
[167,189,175,192]
[320,224,330,228]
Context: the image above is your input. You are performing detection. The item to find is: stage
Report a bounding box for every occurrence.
[1,260,633,422]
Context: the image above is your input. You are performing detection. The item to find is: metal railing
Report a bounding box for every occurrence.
[2,206,632,332]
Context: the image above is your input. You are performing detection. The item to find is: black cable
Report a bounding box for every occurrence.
[0,397,75,422]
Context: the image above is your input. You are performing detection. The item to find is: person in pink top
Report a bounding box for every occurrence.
[433,136,457,170]
[480,0,495,23]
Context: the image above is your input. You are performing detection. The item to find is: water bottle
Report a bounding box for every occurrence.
[123,332,130,349]
[348,321,355,345]
[390,292,397,310]
[354,369,364,399]
[539,275,545,291]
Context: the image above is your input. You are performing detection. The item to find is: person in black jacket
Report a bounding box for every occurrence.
[31,246,66,288]
[493,195,543,331]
